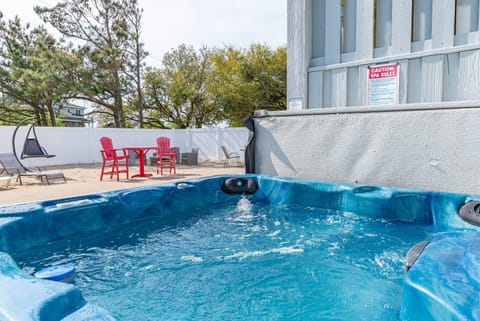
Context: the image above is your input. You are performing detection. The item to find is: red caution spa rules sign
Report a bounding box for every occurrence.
[367,63,399,105]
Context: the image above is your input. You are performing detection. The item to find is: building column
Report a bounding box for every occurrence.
[392,0,412,54]
[432,0,455,48]
[287,0,312,110]
[355,0,374,60]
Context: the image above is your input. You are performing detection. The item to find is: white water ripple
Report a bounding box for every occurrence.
[223,246,304,261]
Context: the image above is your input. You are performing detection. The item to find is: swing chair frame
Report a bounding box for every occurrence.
[11,118,56,172]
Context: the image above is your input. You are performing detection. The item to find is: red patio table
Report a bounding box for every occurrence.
[123,146,157,178]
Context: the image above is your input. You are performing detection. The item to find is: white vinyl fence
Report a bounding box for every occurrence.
[0,126,249,168]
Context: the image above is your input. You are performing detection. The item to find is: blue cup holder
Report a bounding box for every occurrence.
[352,185,391,199]
[353,186,381,194]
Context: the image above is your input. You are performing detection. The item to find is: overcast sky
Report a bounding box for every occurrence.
[1,0,287,67]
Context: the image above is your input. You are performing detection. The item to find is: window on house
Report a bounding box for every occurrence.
[312,0,326,58]
[455,0,480,35]
[341,0,357,53]
[374,0,392,48]
[412,0,433,42]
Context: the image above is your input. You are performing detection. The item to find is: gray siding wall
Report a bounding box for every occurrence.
[288,0,480,108]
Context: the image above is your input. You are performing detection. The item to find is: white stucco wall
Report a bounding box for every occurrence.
[253,104,480,194]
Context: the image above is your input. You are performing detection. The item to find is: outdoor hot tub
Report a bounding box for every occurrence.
[1,175,480,320]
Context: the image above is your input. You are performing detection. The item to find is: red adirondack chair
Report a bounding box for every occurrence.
[156,137,176,175]
[99,136,129,181]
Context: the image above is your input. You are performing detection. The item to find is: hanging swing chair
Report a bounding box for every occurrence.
[3,118,66,185]
[12,118,55,170]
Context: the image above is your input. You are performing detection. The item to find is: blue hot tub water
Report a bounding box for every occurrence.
[1,175,480,320]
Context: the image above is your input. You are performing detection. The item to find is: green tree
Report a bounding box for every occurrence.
[0,14,78,126]
[35,0,146,128]
[142,45,220,128]
[209,44,286,127]
[0,92,31,125]
[123,3,147,128]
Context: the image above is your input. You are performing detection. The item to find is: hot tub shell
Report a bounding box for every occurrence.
[0,175,479,320]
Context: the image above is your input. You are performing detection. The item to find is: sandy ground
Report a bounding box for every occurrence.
[0,162,244,206]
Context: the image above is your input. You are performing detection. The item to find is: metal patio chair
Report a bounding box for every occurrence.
[0,153,66,185]
[221,146,241,167]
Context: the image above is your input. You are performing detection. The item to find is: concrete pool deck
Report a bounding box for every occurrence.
[0,162,244,206]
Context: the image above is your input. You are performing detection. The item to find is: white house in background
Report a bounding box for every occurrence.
[58,102,89,127]
[287,0,480,109]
